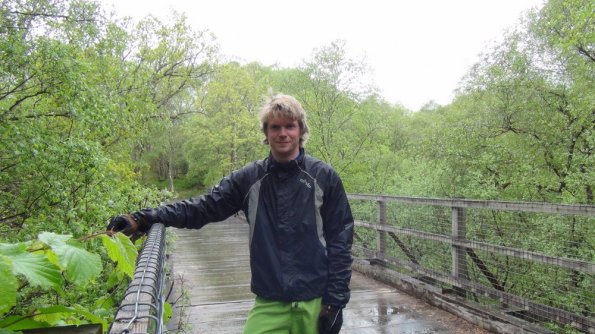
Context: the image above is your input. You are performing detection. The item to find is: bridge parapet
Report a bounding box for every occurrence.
[349,194,594,333]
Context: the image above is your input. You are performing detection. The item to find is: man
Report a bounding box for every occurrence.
[108,94,354,334]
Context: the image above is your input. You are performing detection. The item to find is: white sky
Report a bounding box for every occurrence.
[99,0,545,110]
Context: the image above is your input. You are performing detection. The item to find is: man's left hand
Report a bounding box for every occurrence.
[318,305,343,334]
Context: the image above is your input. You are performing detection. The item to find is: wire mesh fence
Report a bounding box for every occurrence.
[349,194,594,333]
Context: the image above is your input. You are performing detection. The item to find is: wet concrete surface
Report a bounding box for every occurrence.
[167,218,489,333]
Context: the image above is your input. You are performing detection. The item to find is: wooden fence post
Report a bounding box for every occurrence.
[452,206,468,297]
[377,200,387,259]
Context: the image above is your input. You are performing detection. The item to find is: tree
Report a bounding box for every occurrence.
[183,62,268,186]
[119,14,218,192]
[281,40,378,175]
[0,0,177,329]
[428,0,594,319]
[451,0,594,204]
[0,0,132,236]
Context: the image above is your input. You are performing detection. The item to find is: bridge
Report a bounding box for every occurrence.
[108,195,594,334]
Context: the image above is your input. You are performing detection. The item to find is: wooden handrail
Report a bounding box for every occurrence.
[348,194,594,333]
[348,194,595,216]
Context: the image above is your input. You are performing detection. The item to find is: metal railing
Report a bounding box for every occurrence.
[109,223,167,334]
[108,196,593,333]
[348,194,594,334]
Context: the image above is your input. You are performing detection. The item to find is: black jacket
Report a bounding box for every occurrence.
[136,150,354,307]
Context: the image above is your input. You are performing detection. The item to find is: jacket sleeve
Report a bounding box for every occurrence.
[320,172,354,308]
[133,169,247,231]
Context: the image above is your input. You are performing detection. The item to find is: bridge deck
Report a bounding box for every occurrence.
[167,217,488,333]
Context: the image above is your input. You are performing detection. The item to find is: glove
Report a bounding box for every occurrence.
[106,214,139,235]
[318,305,343,334]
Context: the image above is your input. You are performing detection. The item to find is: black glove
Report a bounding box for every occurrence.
[318,305,343,334]
[106,214,138,235]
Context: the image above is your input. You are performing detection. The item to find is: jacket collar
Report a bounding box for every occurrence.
[267,148,304,173]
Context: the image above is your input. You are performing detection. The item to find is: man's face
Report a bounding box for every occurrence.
[266,117,301,163]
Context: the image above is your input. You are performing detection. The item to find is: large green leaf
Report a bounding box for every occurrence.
[0,256,17,316]
[9,252,62,289]
[60,247,102,285]
[106,269,125,289]
[71,305,108,330]
[0,305,106,331]
[37,232,71,246]
[32,305,106,329]
[38,232,102,285]
[0,314,49,331]
[31,306,69,327]
[0,328,23,334]
[100,233,137,278]
[0,243,28,256]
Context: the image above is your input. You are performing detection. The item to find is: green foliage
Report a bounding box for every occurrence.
[389,0,594,205]
[0,305,106,331]
[1,0,212,329]
[0,329,19,334]
[5,250,62,289]
[0,231,136,331]
[99,233,138,279]
[163,302,173,323]
[0,257,17,315]
[183,62,269,186]
[38,233,102,286]
[0,0,191,331]
[288,40,377,173]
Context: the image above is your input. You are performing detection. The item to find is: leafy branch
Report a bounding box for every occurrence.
[0,231,138,332]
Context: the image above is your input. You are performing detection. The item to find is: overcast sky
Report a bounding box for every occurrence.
[99,0,545,110]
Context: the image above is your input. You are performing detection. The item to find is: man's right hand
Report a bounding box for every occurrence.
[106,214,138,235]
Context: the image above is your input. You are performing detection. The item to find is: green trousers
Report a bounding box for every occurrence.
[243,296,322,334]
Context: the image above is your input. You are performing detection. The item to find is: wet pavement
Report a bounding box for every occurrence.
[167,217,489,333]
